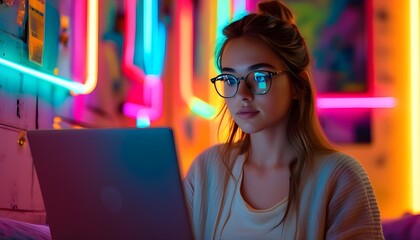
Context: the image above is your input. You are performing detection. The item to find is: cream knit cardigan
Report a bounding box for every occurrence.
[183,145,384,240]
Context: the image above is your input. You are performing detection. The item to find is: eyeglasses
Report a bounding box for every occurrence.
[210,70,287,98]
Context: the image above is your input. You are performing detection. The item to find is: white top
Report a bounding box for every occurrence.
[220,167,288,240]
[183,144,384,240]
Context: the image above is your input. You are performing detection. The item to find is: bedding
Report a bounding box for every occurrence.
[0,217,50,240]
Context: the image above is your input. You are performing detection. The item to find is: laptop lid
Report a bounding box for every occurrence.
[27,127,193,240]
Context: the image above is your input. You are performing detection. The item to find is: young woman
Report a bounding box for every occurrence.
[183,1,384,239]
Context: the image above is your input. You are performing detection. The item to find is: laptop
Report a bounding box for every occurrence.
[27,127,194,240]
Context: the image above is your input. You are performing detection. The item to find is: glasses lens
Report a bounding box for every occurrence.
[214,75,238,98]
[247,71,271,94]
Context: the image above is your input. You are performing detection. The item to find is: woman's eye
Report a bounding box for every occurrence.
[220,76,236,86]
[226,79,237,85]
[254,72,269,82]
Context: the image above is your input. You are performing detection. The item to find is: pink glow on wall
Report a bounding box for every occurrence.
[317,97,396,109]
[72,0,98,121]
[122,0,145,82]
[72,0,87,121]
[71,0,86,82]
[122,75,163,121]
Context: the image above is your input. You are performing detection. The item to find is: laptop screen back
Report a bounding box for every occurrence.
[27,127,193,240]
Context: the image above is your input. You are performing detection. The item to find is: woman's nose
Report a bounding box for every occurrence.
[235,80,254,101]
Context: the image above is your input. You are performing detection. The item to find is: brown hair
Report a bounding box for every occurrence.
[215,0,336,224]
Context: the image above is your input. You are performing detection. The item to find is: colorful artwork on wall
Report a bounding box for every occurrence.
[286,0,372,94]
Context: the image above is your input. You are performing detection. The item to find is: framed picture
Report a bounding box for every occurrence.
[285,0,372,95]
[284,0,373,144]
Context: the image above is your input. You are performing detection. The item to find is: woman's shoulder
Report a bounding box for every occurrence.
[311,153,383,238]
[184,143,236,188]
[188,144,228,173]
[193,144,223,163]
[312,151,372,188]
[314,151,365,173]
[196,144,224,157]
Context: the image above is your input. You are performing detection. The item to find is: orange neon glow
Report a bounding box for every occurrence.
[82,0,99,94]
[410,0,420,213]
[179,0,193,104]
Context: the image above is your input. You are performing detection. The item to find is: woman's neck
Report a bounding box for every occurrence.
[248,129,296,168]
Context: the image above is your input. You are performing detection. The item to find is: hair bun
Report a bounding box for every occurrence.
[258,0,295,24]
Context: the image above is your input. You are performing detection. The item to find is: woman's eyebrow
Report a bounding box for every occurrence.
[221,63,276,73]
[221,67,235,73]
[248,63,276,71]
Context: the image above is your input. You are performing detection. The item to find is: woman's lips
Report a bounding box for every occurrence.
[236,110,259,119]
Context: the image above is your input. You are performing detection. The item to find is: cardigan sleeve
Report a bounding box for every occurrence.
[325,156,384,240]
[182,144,228,240]
[183,160,195,220]
[183,145,218,217]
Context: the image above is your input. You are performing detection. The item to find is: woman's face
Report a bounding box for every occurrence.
[220,37,294,134]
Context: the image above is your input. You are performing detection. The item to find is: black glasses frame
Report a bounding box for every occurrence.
[210,70,287,98]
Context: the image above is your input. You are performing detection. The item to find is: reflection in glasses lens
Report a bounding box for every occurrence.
[210,70,286,98]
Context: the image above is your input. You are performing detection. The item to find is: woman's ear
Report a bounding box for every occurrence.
[292,71,310,99]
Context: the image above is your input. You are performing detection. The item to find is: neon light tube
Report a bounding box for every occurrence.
[122,0,165,122]
[83,0,99,94]
[136,111,151,128]
[179,0,193,105]
[124,0,166,77]
[123,0,145,81]
[143,0,155,59]
[0,58,85,92]
[233,0,247,19]
[143,0,165,75]
[410,0,420,213]
[216,0,231,40]
[122,75,163,121]
[122,101,160,121]
[317,97,396,109]
[0,0,98,95]
[234,0,246,13]
[178,0,217,119]
[190,97,217,119]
